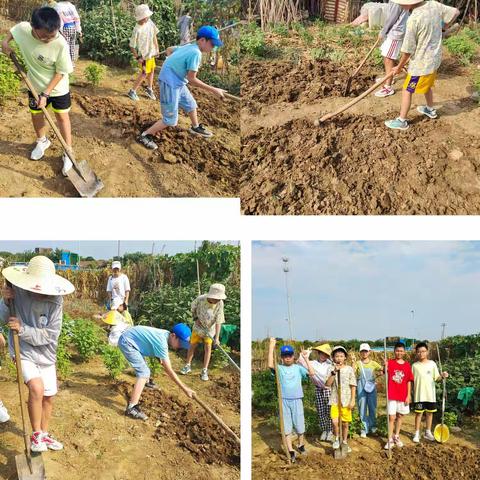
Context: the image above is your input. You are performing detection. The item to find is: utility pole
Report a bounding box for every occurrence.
[151,242,155,255]
[411,309,415,342]
[117,240,120,259]
[282,257,293,342]
[441,323,446,340]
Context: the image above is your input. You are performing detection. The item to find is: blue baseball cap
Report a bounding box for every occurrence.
[280,345,294,356]
[171,323,191,350]
[197,25,223,47]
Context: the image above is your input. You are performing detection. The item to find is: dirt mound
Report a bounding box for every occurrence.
[241,59,375,114]
[117,382,240,466]
[74,92,240,194]
[210,376,240,411]
[241,115,480,215]
[253,444,480,479]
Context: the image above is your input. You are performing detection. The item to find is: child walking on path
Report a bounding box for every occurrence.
[268,338,315,463]
[385,341,414,449]
[1,7,74,175]
[118,324,195,420]
[128,4,159,102]
[0,256,75,452]
[385,0,459,130]
[0,332,10,423]
[326,345,357,452]
[412,342,449,443]
[355,343,382,438]
[137,25,226,150]
[298,344,334,441]
[375,0,409,98]
[52,1,82,65]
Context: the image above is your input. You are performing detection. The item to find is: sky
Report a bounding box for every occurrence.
[252,241,480,342]
[0,241,237,260]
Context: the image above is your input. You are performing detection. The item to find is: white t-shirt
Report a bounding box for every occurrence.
[106,274,130,303]
[129,19,159,60]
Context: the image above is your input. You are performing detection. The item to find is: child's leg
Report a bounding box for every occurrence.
[367,390,377,431]
[297,433,305,446]
[54,112,72,147]
[342,421,349,441]
[357,391,368,433]
[203,340,212,369]
[399,89,413,120]
[188,109,199,127]
[144,120,169,136]
[388,414,396,438]
[31,113,48,140]
[384,57,395,87]
[425,411,433,431]
[395,413,403,436]
[132,71,146,91]
[41,395,54,432]
[414,411,423,431]
[147,70,155,90]
[27,378,44,432]
[285,434,293,452]
[185,343,198,365]
[424,87,434,108]
[129,377,148,405]
[331,416,339,437]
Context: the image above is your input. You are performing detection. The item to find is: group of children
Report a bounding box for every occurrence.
[268,337,449,462]
[0,3,225,176]
[375,0,460,130]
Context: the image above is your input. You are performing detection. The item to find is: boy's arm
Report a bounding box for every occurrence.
[1,32,13,55]
[380,3,402,39]
[267,337,276,369]
[186,70,226,98]
[406,380,412,405]
[391,52,410,76]
[300,350,315,377]
[325,367,336,387]
[161,357,195,397]
[349,385,356,409]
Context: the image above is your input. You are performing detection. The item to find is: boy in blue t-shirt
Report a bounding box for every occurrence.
[267,337,315,463]
[118,323,195,420]
[137,25,227,150]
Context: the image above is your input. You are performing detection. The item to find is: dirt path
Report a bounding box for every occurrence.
[252,411,480,480]
[240,56,480,215]
[0,57,240,198]
[0,355,240,480]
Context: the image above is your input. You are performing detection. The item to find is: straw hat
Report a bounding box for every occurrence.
[207,283,226,300]
[313,343,332,356]
[103,310,125,326]
[2,256,74,296]
[134,4,153,21]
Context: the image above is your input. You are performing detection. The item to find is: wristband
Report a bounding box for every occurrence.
[39,92,49,99]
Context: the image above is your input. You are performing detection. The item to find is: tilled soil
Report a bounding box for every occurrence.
[253,443,480,479]
[241,59,375,114]
[241,115,480,215]
[117,381,240,466]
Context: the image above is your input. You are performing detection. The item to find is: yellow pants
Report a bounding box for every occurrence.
[140,57,156,75]
[190,331,213,345]
[403,72,437,94]
[331,404,352,422]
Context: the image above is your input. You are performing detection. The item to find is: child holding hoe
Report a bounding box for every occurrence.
[267,337,315,463]
[325,345,357,452]
[137,25,227,150]
[1,7,74,175]
[385,0,460,130]
[0,332,10,423]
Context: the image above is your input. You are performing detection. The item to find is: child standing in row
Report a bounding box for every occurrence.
[412,342,449,443]
[128,4,159,101]
[385,0,460,130]
[375,0,409,98]
[385,342,413,449]
[268,338,315,463]
[326,345,357,452]
[355,343,382,438]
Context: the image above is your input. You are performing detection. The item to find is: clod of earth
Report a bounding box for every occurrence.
[117,382,240,466]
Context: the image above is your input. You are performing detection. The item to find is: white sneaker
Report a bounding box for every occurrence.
[332,438,340,449]
[393,435,404,447]
[0,402,10,423]
[30,432,48,452]
[375,85,395,98]
[384,438,395,449]
[424,431,435,441]
[360,431,367,438]
[326,432,335,442]
[412,432,420,443]
[200,368,209,381]
[31,138,51,160]
[371,427,377,433]
[320,431,327,441]
[342,441,352,453]
[62,153,73,176]
[42,432,64,450]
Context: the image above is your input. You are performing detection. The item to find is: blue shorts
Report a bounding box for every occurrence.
[118,335,150,378]
[282,398,305,436]
[159,80,197,127]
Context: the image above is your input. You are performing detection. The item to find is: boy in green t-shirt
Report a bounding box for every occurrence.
[1,7,74,175]
[412,342,448,443]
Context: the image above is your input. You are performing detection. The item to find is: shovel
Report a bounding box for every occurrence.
[384,338,392,459]
[9,52,104,198]
[343,37,381,96]
[273,354,291,464]
[434,344,449,443]
[8,298,46,480]
[334,369,348,459]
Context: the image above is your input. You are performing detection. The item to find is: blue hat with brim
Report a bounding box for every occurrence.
[197,25,223,47]
[172,323,191,350]
[280,345,294,356]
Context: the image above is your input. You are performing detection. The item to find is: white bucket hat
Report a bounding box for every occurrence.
[391,0,424,5]
[110,297,124,310]
[360,343,371,352]
[135,4,153,21]
[207,283,226,300]
[2,256,75,296]
[111,261,121,270]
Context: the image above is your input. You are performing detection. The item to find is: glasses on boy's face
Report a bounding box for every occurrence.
[33,29,58,42]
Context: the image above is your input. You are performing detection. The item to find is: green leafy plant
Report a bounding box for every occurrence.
[71,319,104,361]
[102,345,127,379]
[311,47,329,61]
[272,23,289,37]
[211,344,232,369]
[443,411,458,428]
[240,23,266,58]
[147,356,162,378]
[84,62,106,87]
[444,34,477,64]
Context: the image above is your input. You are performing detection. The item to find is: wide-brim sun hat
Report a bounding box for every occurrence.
[2,255,75,296]
[332,345,348,356]
[207,283,226,300]
[135,4,153,21]
[111,260,121,270]
[391,0,424,6]
[103,310,124,326]
[313,343,332,356]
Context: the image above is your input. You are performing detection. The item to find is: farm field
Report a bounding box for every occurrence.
[240,22,480,215]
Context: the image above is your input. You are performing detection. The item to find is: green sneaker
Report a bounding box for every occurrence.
[385,117,409,130]
[417,105,438,119]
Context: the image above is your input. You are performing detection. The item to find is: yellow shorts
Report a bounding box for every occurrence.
[403,72,437,94]
[331,404,352,423]
[190,331,213,345]
[140,57,156,74]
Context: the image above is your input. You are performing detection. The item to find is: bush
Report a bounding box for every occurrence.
[147,356,162,378]
[0,54,20,105]
[71,319,104,361]
[102,345,127,379]
[84,62,106,87]
[240,23,266,57]
[272,23,289,37]
[444,34,477,64]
